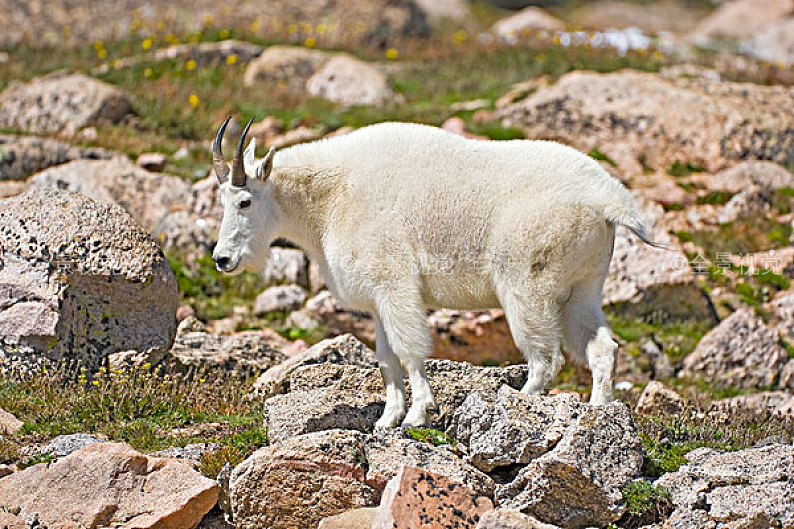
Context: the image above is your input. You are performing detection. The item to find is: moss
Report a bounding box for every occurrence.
[674,230,693,243]
[695,191,735,206]
[663,202,685,212]
[404,427,456,446]
[667,161,704,177]
[18,452,57,469]
[619,480,673,528]
[588,148,617,167]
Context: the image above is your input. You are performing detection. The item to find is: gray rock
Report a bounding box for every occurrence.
[710,161,793,193]
[29,158,191,233]
[741,17,794,68]
[243,46,332,88]
[0,72,132,136]
[41,433,104,457]
[253,284,308,315]
[0,189,178,370]
[679,308,793,390]
[453,388,585,472]
[251,334,377,396]
[264,247,309,289]
[169,323,287,374]
[494,398,643,528]
[229,429,379,529]
[153,443,219,468]
[769,292,794,343]
[635,381,686,415]
[306,55,397,107]
[263,388,385,443]
[286,309,320,331]
[717,188,770,224]
[656,444,794,527]
[0,134,118,182]
[319,507,379,529]
[304,291,376,344]
[287,359,527,430]
[365,430,496,497]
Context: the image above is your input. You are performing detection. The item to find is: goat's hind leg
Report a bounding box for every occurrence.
[373,318,407,430]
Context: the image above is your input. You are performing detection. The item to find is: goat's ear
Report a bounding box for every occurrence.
[244,138,256,174]
[256,146,276,180]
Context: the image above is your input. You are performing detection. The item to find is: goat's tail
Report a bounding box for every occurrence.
[603,203,666,249]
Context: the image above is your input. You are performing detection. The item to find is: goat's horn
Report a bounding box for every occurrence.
[232,116,255,187]
[213,116,232,184]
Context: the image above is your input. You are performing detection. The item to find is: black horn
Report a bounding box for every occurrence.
[231,116,255,187]
[213,116,232,184]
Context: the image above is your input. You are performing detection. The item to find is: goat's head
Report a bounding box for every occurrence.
[211,117,278,274]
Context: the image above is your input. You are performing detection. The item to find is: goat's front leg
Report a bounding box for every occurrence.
[377,293,435,428]
[374,318,407,430]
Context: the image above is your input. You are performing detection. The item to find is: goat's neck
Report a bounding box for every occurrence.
[268,164,342,259]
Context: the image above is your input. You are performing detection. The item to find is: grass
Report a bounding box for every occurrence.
[404,427,456,446]
[691,217,793,256]
[619,481,673,529]
[588,148,618,167]
[607,313,713,365]
[667,160,704,178]
[0,362,265,458]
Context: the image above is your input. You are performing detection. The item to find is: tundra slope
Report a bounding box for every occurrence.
[211,121,654,428]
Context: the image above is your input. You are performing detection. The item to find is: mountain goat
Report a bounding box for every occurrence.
[211,118,655,428]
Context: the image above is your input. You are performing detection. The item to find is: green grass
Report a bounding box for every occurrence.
[691,218,793,256]
[667,161,704,178]
[695,191,735,206]
[619,481,673,529]
[588,148,618,167]
[404,427,456,446]
[198,425,269,478]
[607,314,713,364]
[0,363,265,457]
[169,253,264,320]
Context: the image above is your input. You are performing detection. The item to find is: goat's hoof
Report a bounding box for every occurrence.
[375,413,404,430]
[400,408,429,428]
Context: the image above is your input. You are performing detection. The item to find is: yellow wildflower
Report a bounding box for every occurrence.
[189,94,200,107]
[186,59,197,70]
[385,48,398,60]
[142,38,153,50]
[219,29,230,39]
[304,37,316,48]
[225,54,238,65]
[144,67,153,78]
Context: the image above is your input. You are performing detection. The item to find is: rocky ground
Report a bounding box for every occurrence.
[1,0,794,528]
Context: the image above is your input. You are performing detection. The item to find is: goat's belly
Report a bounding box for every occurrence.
[420,272,500,310]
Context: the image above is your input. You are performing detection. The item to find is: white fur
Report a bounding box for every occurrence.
[213,122,649,427]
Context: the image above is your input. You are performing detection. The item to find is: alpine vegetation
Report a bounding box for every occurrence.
[211,117,655,428]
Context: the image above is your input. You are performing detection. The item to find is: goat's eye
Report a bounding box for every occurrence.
[240,199,251,209]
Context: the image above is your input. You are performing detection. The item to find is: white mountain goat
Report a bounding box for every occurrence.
[211,118,655,428]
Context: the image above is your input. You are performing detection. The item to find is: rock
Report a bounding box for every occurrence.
[0,512,25,529]
[493,395,643,528]
[679,308,793,390]
[268,125,326,149]
[604,196,714,321]
[769,292,794,342]
[136,152,168,172]
[263,388,385,443]
[263,247,309,288]
[374,466,493,529]
[741,17,794,68]
[176,304,196,322]
[319,507,379,529]
[289,360,527,430]
[452,388,589,473]
[248,116,284,147]
[228,429,379,529]
[149,40,263,68]
[365,431,496,497]
[441,117,489,140]
[305,291,376,344]
[689,0,793,45]
[710,161,794,193]
[154,443,219,468]
[307,55,397,107]
[413,0,469,21]
[717,188,771,224]
[0,408,22,435]
[29,158,191,233]
[252,333,377,396]
[477,509,562,529]
[0,465,15,479]
[0,134,118,182]
[656,443,794,527]
[0,442,218,529]
[635,381,686,415]
[253,284,307,315]
[565,0,702,33]
[711,390,794,417]
[492,7,564,39]
[41,433,104,457]
[286,309,320,331]
[428,309,525,365]
[168,323,287,374]
[494,70,794,175]
[0,72,132,136]
[243,45,331,88]
[0,189,178,370]
[196,509,235,529]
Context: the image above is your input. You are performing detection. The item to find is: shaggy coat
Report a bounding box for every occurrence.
[213,122,652,428]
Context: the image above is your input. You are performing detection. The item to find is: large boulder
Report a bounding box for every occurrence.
[0,407,22,435]
[0,134,118,182]
[228,429,379,529]
[656,444,794,528]
[491,6,564,39]
[453,387,643,528]
[253,284,307,314]
[29,158,191,233]
[688,0,793,45]
[243,46,332,88]
[0,72,132,136]
[0,189,178,370]
[494,70,794,176]
[679,308,794,390]
[0,442,218,529]
[306,55,397,107]
[709,160,794,193]
[741,17,794,68]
